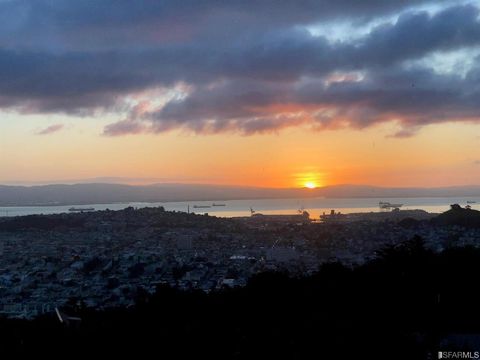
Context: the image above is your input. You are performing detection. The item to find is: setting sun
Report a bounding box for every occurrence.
[304,181,317,189]
[295,170,324,189]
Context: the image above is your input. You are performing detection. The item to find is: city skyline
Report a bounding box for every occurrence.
[1,1,480,188]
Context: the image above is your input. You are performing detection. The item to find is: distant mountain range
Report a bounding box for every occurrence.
[0,183,480,206]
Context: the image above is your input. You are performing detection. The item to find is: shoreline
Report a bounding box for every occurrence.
[0,194,479,208]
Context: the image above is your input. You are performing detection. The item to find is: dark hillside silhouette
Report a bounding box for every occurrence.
[432,204,480,228]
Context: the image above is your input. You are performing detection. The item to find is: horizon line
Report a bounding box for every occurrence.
[2,181,480,190]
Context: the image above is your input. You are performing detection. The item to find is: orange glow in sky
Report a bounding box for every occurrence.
[1,113,479,188]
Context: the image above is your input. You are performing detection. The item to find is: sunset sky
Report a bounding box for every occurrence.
[1,0,480,188]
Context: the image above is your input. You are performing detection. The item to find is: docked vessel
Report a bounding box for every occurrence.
[69,207,95,212]
[193,205,211,209]
[379,201,403,209]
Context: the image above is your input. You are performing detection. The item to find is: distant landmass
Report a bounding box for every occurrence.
[1,183,480,207]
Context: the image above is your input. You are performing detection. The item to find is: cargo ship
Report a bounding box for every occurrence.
[379,202,403,209]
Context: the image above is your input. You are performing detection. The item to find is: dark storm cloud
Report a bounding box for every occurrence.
[0,0,447,43]
[0,0,479,135]
[349,4,480,67]
[135,57,480,135]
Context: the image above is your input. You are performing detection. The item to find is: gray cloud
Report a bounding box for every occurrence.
[35,123,64,135]
[0,0,448,50]
[136,4,480,135]
[103,119,147,136]
[2,5,478,110]
[122,57,480,135]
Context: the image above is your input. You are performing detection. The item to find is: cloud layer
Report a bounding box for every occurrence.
[0,0,479,136]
